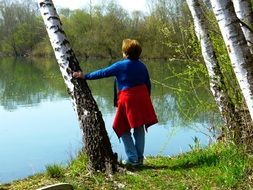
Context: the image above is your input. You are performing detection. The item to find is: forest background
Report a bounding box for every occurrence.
[0,0,213,60]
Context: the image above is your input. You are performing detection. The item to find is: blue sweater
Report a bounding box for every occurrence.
[84,59,151,94]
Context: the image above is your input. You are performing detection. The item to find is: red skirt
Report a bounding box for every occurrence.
[113,85,158,137]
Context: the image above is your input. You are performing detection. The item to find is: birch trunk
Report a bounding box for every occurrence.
[38,0,117,173]
[186,0,242,140]
[210,0,253,123]
[232,0,253,53]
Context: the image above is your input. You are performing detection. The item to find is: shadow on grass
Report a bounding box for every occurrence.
[118,151,221,172]
[168,153,220,170]
[119,164,169,172]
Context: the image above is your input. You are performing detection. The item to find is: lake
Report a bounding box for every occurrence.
[0,57,222,183]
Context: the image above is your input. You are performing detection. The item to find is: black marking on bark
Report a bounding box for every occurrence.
[59,63,65,69]
[60,39,70,46]
[55,47,60,52]
[47,16,60,21]
[39,2,53,7]
[43,12,49,15]
[67,55,78,71]
[60,55,66,61]
[66,67,73,75]
[70,77,75,84]
[66,49,71,54]
[39,2,45,7]
[64,75,68,81]
[66,87,72,96]
[50,25,66,35]
[54,26,66,35]
[62,60,68,66]
[65,49,81,72]
[50,25,57,29]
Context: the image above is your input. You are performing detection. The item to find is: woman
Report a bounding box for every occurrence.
[73,39,158,166]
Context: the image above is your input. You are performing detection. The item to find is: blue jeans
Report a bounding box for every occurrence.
[121,126,145,163]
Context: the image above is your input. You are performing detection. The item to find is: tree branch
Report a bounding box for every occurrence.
[238,19,253,44]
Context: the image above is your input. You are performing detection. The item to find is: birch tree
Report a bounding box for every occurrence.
[186,0,243,140]
[210,0,253,123]
[38,0,117,173]
[232,0,253,53]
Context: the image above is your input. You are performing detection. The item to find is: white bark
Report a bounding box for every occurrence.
[232,0,253,53]
[211,0,253,121]
[186,0,235,128]
[38,0,77,109]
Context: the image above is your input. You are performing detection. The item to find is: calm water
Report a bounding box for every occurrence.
[0,58,222,183]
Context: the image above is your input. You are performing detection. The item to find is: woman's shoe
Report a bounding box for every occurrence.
[121,159,140,166]
[138,158,143,166]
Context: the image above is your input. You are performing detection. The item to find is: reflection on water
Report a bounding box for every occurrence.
[0,58,222,183]
[0,58,66,110]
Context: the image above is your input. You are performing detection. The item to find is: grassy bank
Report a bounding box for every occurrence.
[1,142,252,190]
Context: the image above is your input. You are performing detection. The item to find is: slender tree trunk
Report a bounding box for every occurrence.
[186,0,243,141]
[232,0,253,53]
[38,0,117,173]
[210,0,253,150]
[210,0,253,123]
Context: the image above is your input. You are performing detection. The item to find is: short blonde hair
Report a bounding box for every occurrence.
[122,39,142,60]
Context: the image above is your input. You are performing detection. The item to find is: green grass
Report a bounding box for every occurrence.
[45,164,65,178]
[1,142,252,190]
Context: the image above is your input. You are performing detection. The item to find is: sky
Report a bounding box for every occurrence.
[52,0,148,12]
